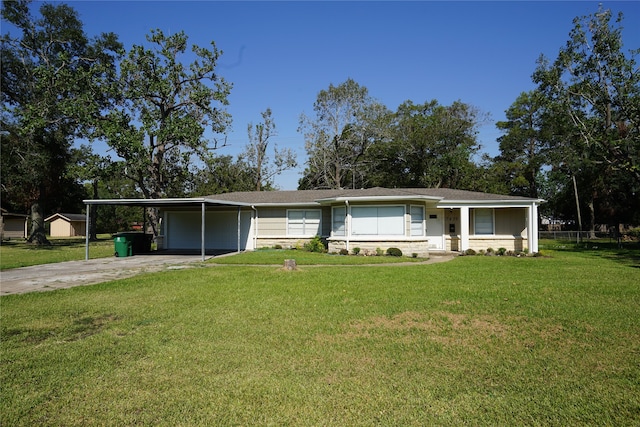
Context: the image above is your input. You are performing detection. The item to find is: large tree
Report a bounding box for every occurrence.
[533,6,639,232]
[99,29,231,235]
[1,0,121,243]
[298,78,390,189]
[188,155,257,196]
[242,108,296,191]
[494,90,550,198]
[368,100,483,189]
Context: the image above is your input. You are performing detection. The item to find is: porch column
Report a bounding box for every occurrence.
[460,206,469,251]
[528,203,539,253]
[237,207,241,253]
[201,202,206,261]
[345,200,350,252]
[85,203,90,261]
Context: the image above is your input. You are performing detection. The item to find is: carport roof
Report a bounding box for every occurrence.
[83,197,252,208]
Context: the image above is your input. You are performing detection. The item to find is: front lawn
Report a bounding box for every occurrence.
[0,235,115,270]
[1,245,639,425]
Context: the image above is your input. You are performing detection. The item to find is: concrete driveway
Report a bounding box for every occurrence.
[0,254,209,295]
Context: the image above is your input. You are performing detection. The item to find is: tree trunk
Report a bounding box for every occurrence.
[572,175,582,243]
[587,195,596,239]
[146,207,160,237]
[27,202,51,245]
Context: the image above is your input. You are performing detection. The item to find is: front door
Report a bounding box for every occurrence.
[426,209,444,250]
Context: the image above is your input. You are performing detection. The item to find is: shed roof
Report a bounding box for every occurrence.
[44,213,87,222]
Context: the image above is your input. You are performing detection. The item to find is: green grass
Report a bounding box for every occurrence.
[0,235,115,270]
[212,248,426,265]
[1,244,639,425]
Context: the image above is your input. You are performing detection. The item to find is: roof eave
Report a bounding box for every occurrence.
[439,198,545,207]
[315,195,443,204]
[83,198,253,207]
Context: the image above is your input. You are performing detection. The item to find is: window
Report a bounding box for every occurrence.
[410,205,424,236]
[351,206,404,236]
[287,210,321,236]
[332,206,346,236]
[474,208,494,235]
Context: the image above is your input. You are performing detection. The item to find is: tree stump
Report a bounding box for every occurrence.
[283,259,297,270]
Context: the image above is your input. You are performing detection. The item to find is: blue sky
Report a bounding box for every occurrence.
[23,1,640,189]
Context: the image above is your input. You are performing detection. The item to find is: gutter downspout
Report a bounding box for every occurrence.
[237,207,241,253]
[251,205,258,251]
[345,200,349,252]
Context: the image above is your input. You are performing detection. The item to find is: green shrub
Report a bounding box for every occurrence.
[303,235,326,253]
[376,247,384,256]
[352,247,361,255]
[497,247,507,256]
[626,227,640,239]
[339,249,349,255]
[273,244,283,250]
[386,247,403,257]
[464,248,476,256]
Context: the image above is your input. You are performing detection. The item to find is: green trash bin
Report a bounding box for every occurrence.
[114,235,133,257]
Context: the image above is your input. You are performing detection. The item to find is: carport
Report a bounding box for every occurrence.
[83,197,253,261]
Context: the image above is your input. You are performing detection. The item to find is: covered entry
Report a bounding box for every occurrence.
[425,208,444,250]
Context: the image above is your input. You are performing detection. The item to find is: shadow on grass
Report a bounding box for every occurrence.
[543,240,640,268]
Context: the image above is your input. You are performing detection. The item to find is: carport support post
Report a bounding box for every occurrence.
[201,202,206,261]
[85,203,90,261]
[460,206,469,252]
[237,207,241,253]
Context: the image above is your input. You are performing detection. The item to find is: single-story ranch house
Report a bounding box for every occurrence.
[85,187,543,260]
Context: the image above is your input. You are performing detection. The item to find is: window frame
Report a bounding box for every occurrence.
[350,205,405,236]
[332,206,347,236]
[410,205,425,236]
[473,208,495,235]
[287,209,322,236]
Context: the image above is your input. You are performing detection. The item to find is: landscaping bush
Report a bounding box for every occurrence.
[497,247,507,256]
[625,227,640,239]
[352,247,361,255]
[386,247,403,257]
[303,235,326,253]
[464,248,476,256]
[339,249,349,255]
[376,247,384,256]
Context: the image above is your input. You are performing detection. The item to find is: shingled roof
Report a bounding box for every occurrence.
[205,187,540,206]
